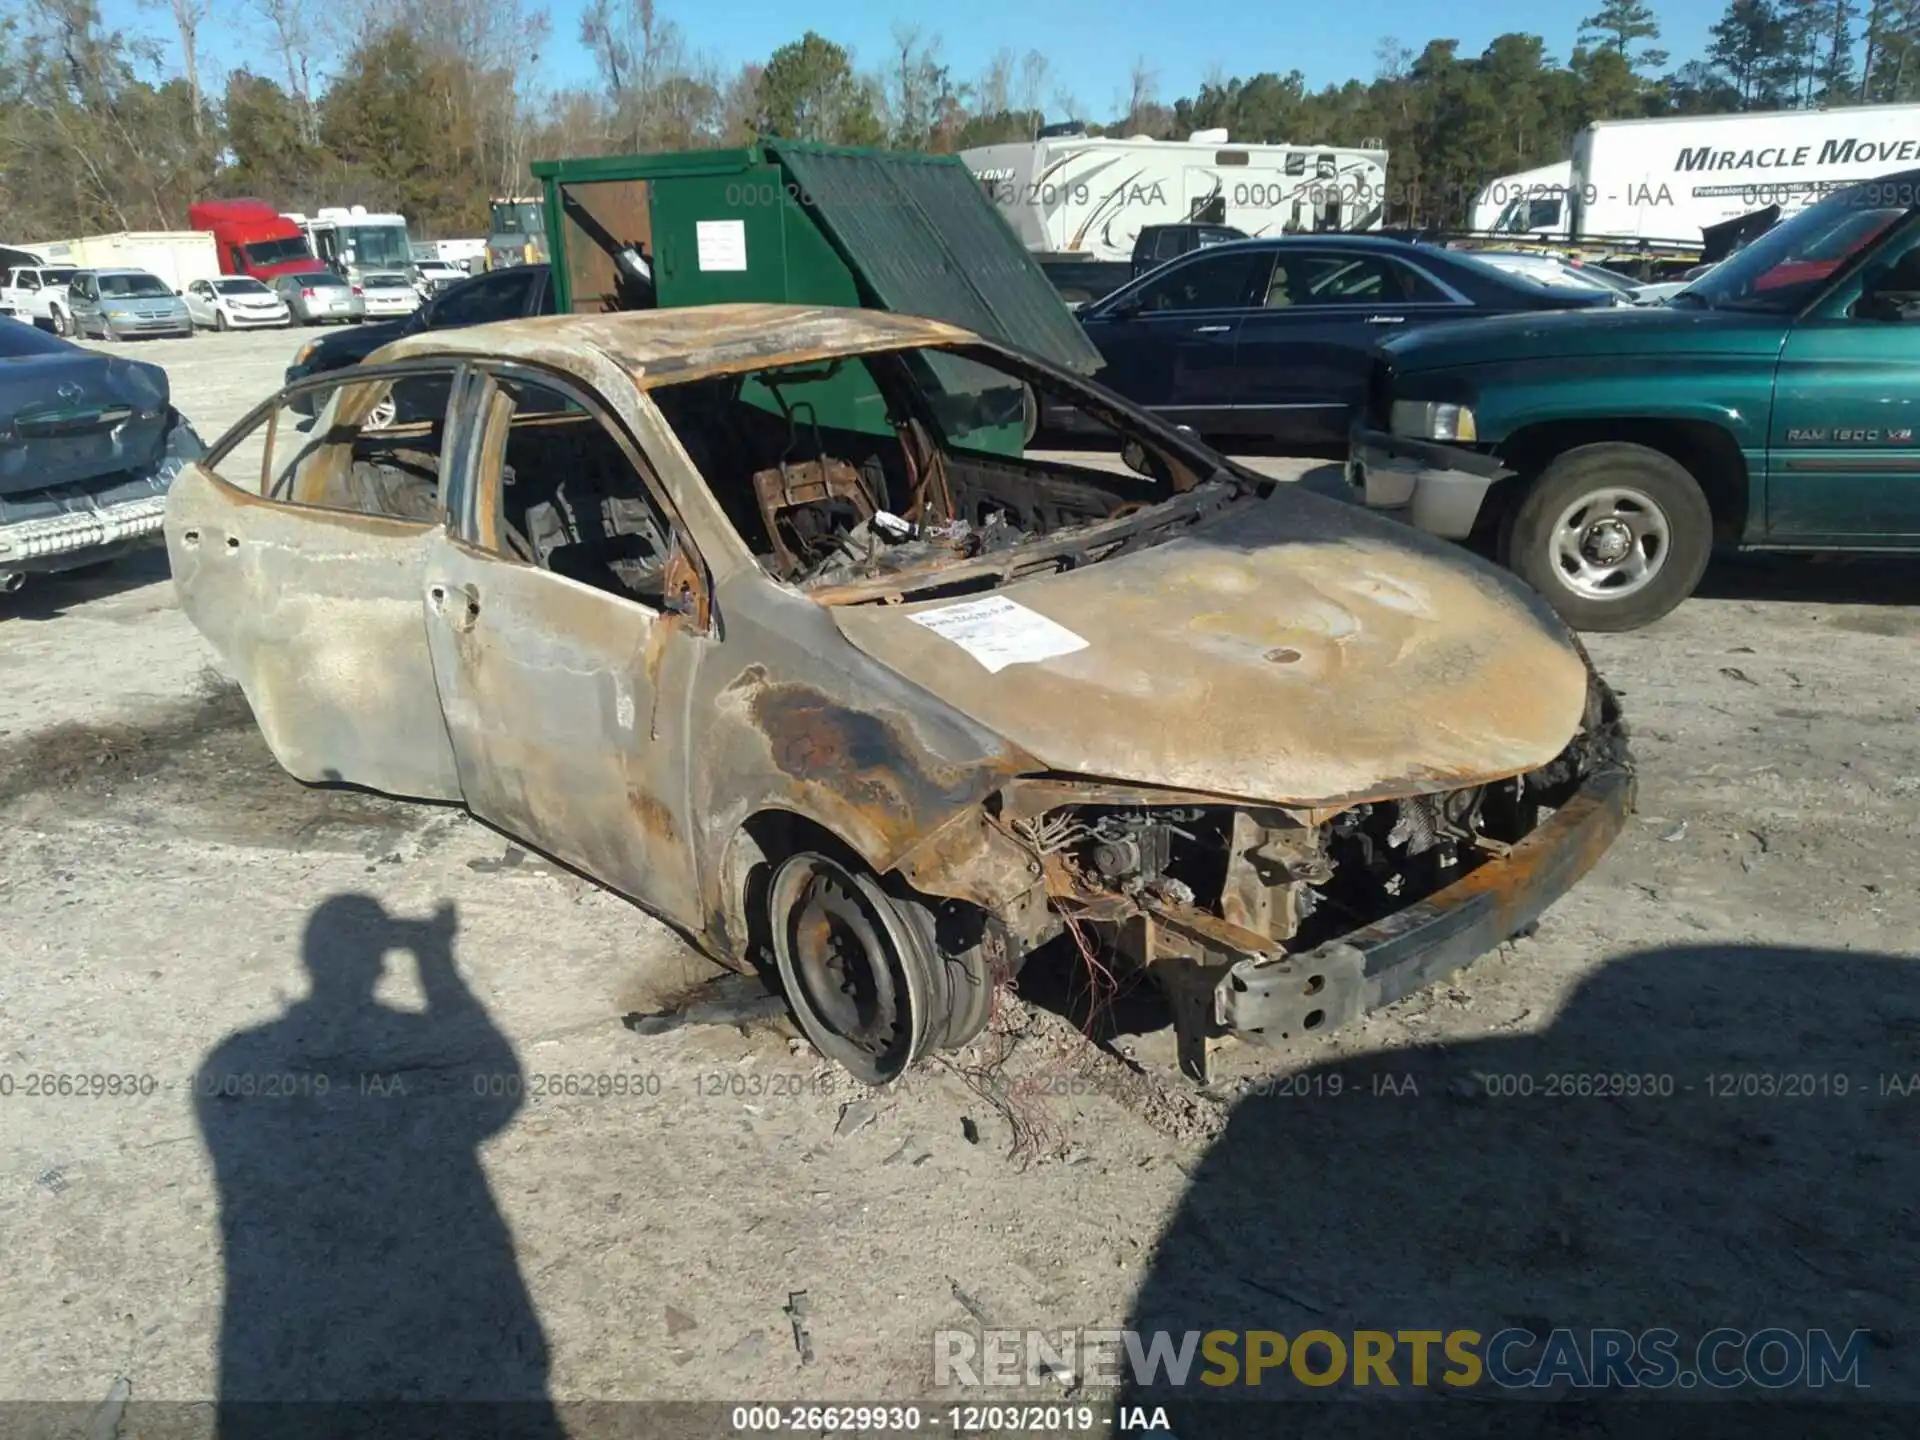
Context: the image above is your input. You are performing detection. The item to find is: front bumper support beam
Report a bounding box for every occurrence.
[1150,762,1635,1084]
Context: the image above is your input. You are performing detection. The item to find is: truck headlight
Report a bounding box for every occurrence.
[1389,400,1477,443]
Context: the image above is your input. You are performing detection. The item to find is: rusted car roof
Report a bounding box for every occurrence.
[370,304,976,388]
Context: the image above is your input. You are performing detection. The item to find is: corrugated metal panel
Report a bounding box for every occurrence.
[768,142,1103,375]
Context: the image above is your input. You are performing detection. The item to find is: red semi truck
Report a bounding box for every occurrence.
[187,199,321,280]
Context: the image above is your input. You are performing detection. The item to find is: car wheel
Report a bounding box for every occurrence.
[364,395,399,430]
[49,307,69,337]
[215,309,228,332]
[98,318,117,342]
[1506,442,1713,632]
[767,851,946,1085]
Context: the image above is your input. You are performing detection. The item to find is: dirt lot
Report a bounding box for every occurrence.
[2,326,1917,1431]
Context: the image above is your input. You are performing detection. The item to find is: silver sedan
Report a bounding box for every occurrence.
[272,271,365,325]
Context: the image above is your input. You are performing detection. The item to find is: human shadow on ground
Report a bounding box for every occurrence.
[194,893,562,1439]
[1122,943,1919,1438]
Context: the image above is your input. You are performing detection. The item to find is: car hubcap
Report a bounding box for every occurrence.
[1549,486,1670,600]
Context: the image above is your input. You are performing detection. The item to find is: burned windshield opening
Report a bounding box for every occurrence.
[645,343,1245,600]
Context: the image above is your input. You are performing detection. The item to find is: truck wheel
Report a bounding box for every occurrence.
[1506,442,1712,632]
[49,307,69,337]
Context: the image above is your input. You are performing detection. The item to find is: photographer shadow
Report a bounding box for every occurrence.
[194,893,561,1438]
[1123,943,1920,1436]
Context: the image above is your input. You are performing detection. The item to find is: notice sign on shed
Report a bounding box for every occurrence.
[695,219,747,272]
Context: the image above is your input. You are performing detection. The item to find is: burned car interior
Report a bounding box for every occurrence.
[648,345,1231,600]
[266,379,447,524]
[490,376,674,607]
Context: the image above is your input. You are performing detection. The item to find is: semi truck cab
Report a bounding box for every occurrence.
[188,200,320,281]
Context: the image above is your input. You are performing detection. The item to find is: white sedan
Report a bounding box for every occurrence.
[184,276,292,330]
[356,273,422,318]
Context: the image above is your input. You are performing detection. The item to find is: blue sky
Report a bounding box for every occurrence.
[105,0,1734,118]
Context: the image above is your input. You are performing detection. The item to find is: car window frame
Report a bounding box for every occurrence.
[1263,250,1404,307]
[448,358,712,626]
[1799,210,1920,323]
[1261,247,1468,309]
[430,269,539,328]
[1105,245,1271,315]
[200,357,474,523]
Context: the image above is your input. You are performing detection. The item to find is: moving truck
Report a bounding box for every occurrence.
[1476,103,1920,264]
[31,232,219,293]
[1470,161,1574,235]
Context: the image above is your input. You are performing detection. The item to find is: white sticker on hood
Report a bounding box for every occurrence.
[906,595,1088,673]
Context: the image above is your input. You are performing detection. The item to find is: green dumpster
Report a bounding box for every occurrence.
[529,141,1102,454]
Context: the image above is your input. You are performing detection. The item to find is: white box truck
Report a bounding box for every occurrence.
[1471,161,1574,235]
[31,231,220,293]
[1476,102,1920,257]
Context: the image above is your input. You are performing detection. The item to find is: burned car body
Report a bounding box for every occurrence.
[1,319,202,590]
[164,305,1632,1085]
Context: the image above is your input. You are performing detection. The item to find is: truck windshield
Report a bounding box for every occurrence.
[1684,194,1907,311]
[244,237,313,266]
[491,203,543,235]
[340,226,412,269]
[42,268,78,285]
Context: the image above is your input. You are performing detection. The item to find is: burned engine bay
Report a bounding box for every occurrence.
[646,354,1244,599]
[983,673,1631,1081]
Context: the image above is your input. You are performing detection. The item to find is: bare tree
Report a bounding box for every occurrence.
[1119,55,1157,132]
[580,0,712,147]
[977,47,1014,115]
[243,0,322,141]
[1374,35,1414,81]
[139,0,211,138]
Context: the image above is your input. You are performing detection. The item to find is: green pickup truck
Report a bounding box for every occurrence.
[1348,172,1920,631]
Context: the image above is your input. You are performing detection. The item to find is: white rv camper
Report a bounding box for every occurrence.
[1479,102,1920,252]
[960,127,1389,264]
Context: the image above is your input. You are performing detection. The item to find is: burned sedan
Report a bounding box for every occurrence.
[165,305,1632,1086]
[1,318,203,591]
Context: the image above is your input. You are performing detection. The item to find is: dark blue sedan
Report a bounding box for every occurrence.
[0,319,201,590]
[1065,236,1619,448]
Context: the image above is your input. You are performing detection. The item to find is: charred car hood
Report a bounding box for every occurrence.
[832,490,1591,808]
[1380,303,1789,372]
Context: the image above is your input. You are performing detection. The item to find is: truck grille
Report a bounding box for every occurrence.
[1365,356,1394,430]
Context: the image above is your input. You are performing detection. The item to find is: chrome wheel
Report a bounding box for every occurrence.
[364,395,398,430]
[1549,486,1670,601]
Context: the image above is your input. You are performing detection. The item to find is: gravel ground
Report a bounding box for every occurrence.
[1,326,1916,1433]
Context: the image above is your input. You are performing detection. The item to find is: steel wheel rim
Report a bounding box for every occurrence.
[791,869,898,1058]
[769,854,935,1084]
[1549,485,1671,600]
[365,396,397,430]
